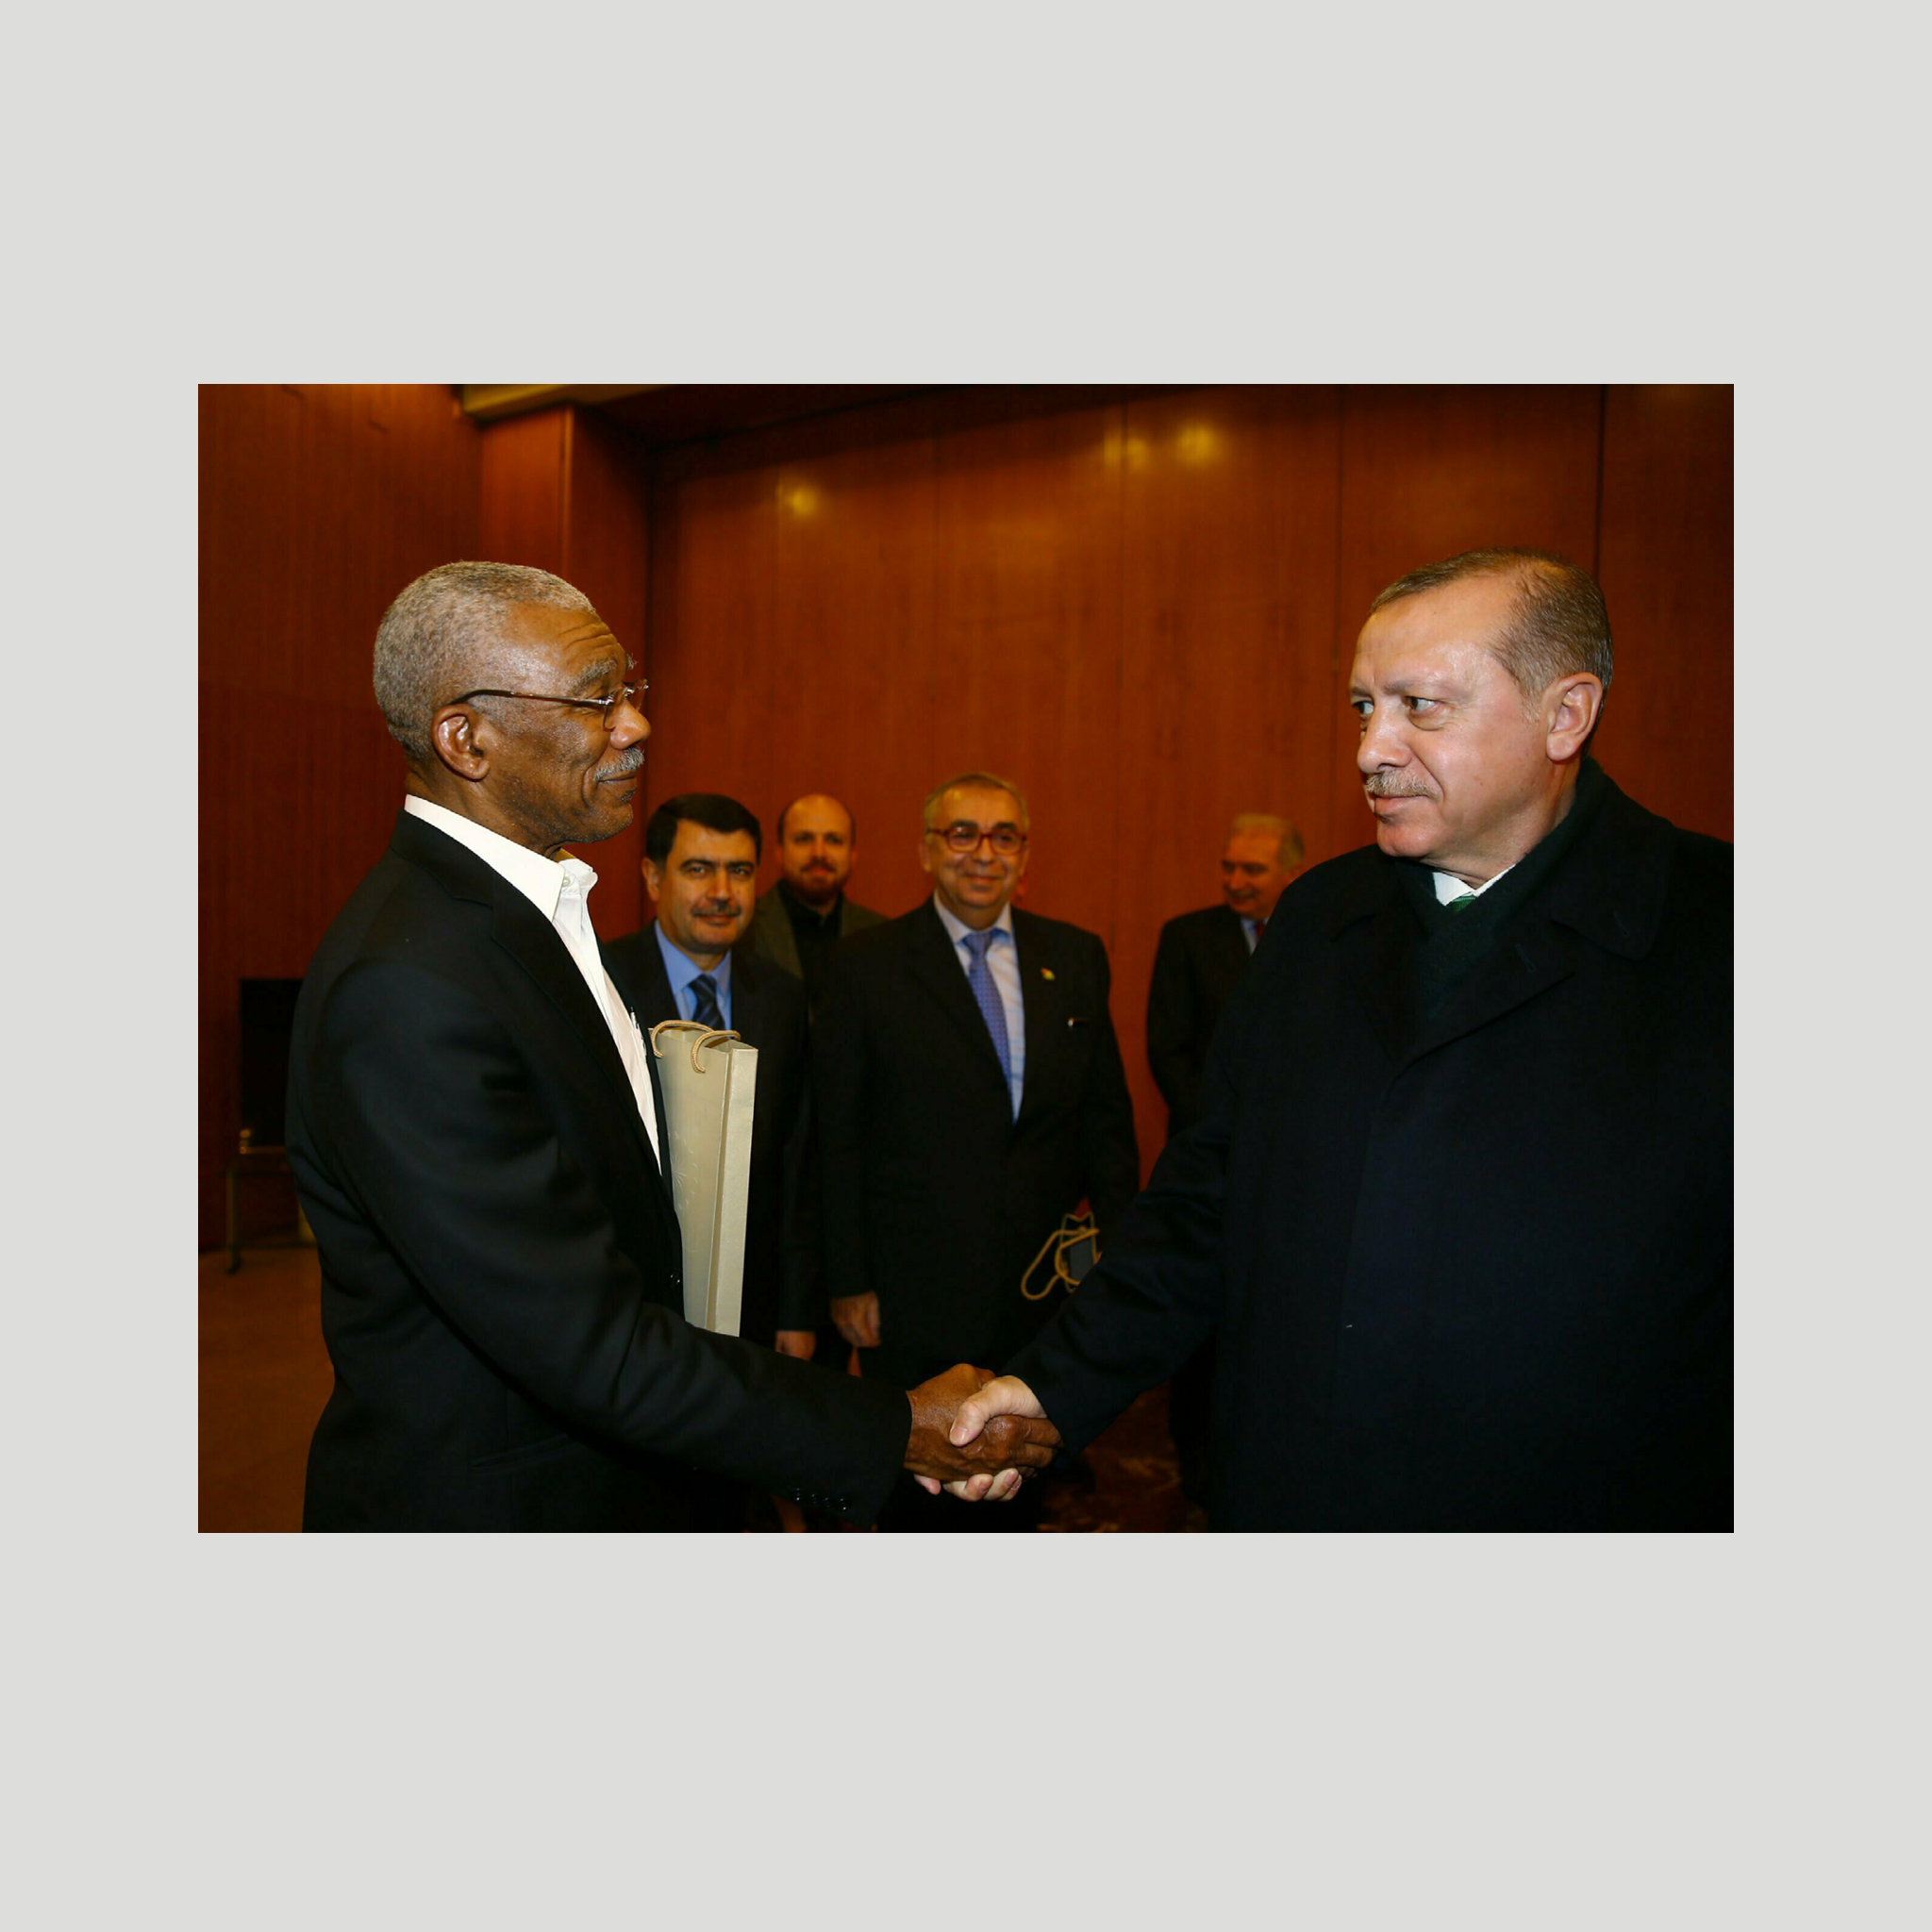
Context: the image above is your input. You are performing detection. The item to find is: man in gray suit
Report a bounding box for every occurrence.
[741,792,886,1009]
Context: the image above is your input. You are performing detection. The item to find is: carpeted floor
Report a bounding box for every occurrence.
[201,1246,1200,1532]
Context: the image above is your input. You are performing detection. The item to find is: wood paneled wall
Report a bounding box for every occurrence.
[641,385,1733,1177]
[200,382,1730,1243]
[197,388,649,1249]
[472,404,653,939]
[199,385,483,1247]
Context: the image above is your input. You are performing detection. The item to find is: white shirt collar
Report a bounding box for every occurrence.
[932,894,1016,948]
[404,794,597,923]
[1431,861,1515,906]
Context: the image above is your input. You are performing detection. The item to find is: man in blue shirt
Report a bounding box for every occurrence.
[605,794,822,1363]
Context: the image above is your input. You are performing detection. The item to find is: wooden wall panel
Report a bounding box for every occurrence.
[1327,384,1605,857]
[199,385,481,1248]
[1594,385,1734,840]
[476,408,565,574]
[203,381,1730,1247]
[557,408,653,938]
[764,433,939,914]
[929,404,1124,941]
[642,459,781,848]
[1115,386,1344,1166]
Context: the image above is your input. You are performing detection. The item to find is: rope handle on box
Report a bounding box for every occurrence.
[648,1017,743,1073]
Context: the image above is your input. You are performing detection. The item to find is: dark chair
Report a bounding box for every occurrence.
[225,977,309,1272]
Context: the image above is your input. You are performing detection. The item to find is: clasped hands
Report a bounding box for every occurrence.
[903,1365,1054,1503]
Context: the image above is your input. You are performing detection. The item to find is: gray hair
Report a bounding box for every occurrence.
[923,770,1031,832]
[373,561,598,763]
[1228,813,1304,868]
[1368,548,1614,703]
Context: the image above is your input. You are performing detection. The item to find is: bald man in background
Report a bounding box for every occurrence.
[742,792,886,1011]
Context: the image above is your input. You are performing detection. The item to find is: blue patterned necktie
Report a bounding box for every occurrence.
[960,930,1012,1082]
[689,972,725,1028]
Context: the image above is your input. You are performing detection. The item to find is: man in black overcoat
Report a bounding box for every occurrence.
[288,562,1058,1531]
[943,550,1733,1531]
[813,771,1141,1528]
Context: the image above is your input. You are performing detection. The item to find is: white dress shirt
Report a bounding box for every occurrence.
[403,796,660,1166]
[932,894,1026,1120]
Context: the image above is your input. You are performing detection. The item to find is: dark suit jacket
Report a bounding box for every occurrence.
[1145,904,1253,1139]
[1008,774,1733,1530]
[742,885,887,986]
[601,928,822,1347]
[287,810,909,1531]
[814,900,1141,1388]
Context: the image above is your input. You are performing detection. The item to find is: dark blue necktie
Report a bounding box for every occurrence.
[690,973,724,1028]
[961,930,1012,1083]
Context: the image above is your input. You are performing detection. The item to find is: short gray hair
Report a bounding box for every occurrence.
[923,770,1031,832]
[373,561,598,762]
[1369,548,1614,702]
[1228,813,1303,868]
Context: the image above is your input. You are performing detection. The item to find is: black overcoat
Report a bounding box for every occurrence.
[288,810,908,1531]
[1009,776,1733,1530]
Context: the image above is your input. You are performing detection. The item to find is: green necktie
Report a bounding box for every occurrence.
[1445,891,1480,914]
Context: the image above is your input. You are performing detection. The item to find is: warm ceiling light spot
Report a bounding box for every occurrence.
[780,481,822,517]
[1176,424,1220,465]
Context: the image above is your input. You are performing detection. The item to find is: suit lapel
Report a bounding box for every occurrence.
[393,811,664,1179]
[1013,914,1063,1130]
[632,930,680,1029]
[1407,920,1576,1060]
[1330,865,1418,1070]
[728,951,765,1045]
[908,902,1011,1102]
[756,891,803,979]
[1212,905,1252,980]
[486,888,647,1137]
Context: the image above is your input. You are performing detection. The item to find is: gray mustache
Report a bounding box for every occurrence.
[1362,774,1430,798]
[596,746,646,779]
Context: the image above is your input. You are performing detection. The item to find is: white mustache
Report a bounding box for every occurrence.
[595,746,646,780]
[1362,774,1431,798]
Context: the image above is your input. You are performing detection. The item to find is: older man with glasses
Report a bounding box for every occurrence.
[813,772,1141,1531]
[287,567,1062,1531]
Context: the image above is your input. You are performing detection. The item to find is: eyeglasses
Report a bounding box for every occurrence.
[926,821,1027,856]
[445,681,647,727]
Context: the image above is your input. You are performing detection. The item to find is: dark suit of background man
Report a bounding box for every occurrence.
[287,561,1058,1531]
[742,792,886,1009]
[1144,811,1302,1516]
[951,550,1733,1531]
[814,772,1141,1530]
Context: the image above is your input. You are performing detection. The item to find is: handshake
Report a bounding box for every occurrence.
[903,1365,1054,1503]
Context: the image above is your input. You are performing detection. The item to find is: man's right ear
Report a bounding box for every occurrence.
[429,706,489,782]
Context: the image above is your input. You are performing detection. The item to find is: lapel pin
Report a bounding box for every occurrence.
[1041,967,1056,980]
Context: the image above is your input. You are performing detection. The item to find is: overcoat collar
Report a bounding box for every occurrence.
[1324,774,1676,1068]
